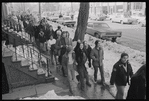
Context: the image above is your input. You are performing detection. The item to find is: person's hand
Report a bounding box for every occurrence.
[77,39,81,43]
[61,45,63,47]
[109,84,114,88]
[75,62,78,65]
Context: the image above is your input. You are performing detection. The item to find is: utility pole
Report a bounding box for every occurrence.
[71,2,73,13]
[115,2,117,13]
[39,2,41,20]
[107,3,110,14]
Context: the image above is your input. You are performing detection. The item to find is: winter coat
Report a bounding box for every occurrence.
[110,60,133,86]
[74,43,87,66]
[38,31,46,43]
[84,45,92,65]
[61,51,76,68]
[56,37,72,50]
[126,75,146,99]
[46,30,55,41]
[90,46,104,67]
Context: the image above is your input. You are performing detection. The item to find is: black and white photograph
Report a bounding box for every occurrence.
[2,2,146,99]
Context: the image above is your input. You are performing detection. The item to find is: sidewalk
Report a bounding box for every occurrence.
[2,64,114,100]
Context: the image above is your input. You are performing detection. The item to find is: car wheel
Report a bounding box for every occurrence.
[111,37,117,42]
[120,20,123,24]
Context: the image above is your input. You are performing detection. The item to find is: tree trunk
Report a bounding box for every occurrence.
[73,3,89,41]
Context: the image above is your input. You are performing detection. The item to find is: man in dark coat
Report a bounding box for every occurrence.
[90,40,105,85]
[83,41,92,68]
[110,53,133,99]
[126,64,146,99]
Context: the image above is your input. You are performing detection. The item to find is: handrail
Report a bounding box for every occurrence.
[2,29,50,60]
[2,23,51,77]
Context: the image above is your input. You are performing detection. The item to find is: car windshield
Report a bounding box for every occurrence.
[94,23,110,28]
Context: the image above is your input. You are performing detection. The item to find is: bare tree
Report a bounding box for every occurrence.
[73,2,89,41]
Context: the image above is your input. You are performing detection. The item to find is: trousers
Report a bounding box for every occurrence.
[67,64,75,92]
[93,65,105,82]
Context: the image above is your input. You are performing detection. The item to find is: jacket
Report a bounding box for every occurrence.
[84,45,92,64]
[56,37,72,50]
[110,60,133,86]
[38,31,46,43]
[126,75,146,99]
[61,51,76,68]
[90,46,104,67]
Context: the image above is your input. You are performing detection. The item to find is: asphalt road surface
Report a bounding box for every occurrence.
[105,20,146,52]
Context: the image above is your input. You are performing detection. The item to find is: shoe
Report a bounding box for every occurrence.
[86,82,91,87]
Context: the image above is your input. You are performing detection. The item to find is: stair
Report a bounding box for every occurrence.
[2,25,55,89]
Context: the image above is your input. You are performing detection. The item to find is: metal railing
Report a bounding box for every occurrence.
[2,19,51,77]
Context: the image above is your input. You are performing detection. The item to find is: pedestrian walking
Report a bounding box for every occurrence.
[63,46,76,94]
[38,28,46,52]
[54,31,62,65]
[126,64,146,99]
[56,31,72,77]
[54,26,62,39]
[90,40,105,85]
[47,35,56,65]
[75,41,91,91]
[83,40,92,68]
[110,53,133,99]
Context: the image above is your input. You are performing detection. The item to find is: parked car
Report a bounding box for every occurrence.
[56,16,76,27]
[48,16,59,22]
[96,14,107,21]
[131,13,145,23]
[106,14,116,20]
[138,18,146,27]
[89,15,98,20]
[86,21,122,42]
[112,14,137,24]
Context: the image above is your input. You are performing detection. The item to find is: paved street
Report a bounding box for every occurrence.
[103,20,146,52]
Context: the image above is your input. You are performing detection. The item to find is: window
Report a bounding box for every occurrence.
[93,23,110,28]
[87,23,93,27]
[63,17,71,20]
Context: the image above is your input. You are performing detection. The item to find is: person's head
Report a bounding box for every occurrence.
[57,30,62,38]
[58,26,61,29]
[49,25,53,31]
[50,35,53,40]
[79,42,84,50]
[95,40,101,48]
[120,53,129,64]
[66,31,70,38]
[83,40,88,47]
[61,31,67,38]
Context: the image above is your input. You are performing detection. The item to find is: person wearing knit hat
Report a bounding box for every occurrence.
[110,52,133,99]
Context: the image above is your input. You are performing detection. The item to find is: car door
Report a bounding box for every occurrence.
[86,23,94,35]
[113,15,118,22]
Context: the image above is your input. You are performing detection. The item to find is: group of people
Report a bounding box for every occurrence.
[7,13,146,99]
